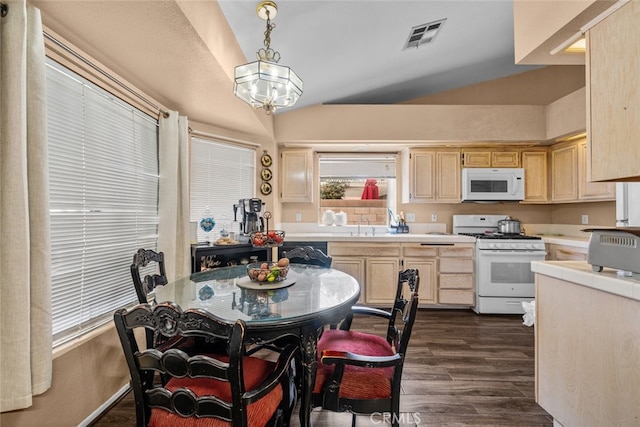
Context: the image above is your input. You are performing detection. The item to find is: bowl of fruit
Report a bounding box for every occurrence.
[250,230,285,247]
[246,258,290,283]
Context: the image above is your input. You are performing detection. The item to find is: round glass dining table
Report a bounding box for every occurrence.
[154,264,361,427]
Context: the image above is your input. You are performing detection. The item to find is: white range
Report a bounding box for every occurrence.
[453,215,547,314]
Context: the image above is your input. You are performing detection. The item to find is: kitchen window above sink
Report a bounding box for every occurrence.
[318,154,397,227]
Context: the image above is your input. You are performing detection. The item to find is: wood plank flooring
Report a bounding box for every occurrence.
[91,309,552,426]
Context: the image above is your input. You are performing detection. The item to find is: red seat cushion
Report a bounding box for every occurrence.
[148,355,283,427]
[314,330,395,399]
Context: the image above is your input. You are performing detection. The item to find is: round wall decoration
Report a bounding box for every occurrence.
[260,182,272,195]
[261,152,273,167]
[261,168,273,181]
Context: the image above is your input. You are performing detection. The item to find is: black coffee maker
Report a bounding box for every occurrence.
[234,198,264,237]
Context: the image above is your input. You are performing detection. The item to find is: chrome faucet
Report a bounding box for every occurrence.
[357,215,371,235]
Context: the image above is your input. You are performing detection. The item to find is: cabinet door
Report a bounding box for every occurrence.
[587,3,640,181]
[403,258,436,304]
[578,141,615,200]
[407,151,436,202]
[365,257,400,305]
[437,151,461,202]
[279,150,313,202]
[491,151,520,167]
[463,150,491,168]
[332,257,366,304]
[551,143,578,202]
[521,151,548,203]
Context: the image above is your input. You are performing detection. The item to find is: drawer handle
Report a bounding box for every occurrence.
[420,243,454,246]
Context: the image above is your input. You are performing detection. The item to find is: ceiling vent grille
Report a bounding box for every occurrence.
[403,18,446,50]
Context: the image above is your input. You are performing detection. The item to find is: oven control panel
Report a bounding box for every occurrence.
[476,240,546,251]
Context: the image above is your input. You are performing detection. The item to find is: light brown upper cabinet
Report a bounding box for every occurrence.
[279,149,313,202]
[521,150,548,203]
[550,140,615,203]
[462,149,520,168]
[578,141,615,200]
[402,149,461,203]
[551,142,578,202]
[587,2,640,181]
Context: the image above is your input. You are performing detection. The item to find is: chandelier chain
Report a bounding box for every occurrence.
[263,12,275,51]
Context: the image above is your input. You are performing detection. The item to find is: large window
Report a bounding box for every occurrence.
[46,58,160,345]
[190,138,256,242]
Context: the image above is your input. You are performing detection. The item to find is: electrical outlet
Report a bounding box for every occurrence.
[406,213,416,222]
[581,214,589,225]
[295,212,302,222]
[431,213,438,222]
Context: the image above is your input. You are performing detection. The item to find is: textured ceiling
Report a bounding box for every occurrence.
[218,0,543,112]
[32,0,583,135]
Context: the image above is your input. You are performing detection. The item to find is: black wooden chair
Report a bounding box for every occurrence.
[114,302,298,427]
[130,248,225,355]
[282,246,332,267]
[311,268,420,427]
[130,248,167,305]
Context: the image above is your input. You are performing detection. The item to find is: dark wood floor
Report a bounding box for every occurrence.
[92,309,552,426]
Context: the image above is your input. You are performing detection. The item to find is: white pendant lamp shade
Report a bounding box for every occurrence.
[234,60,303,114]
[233,1,303,114]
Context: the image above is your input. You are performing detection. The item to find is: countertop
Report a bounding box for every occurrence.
[285,231,590,246]
[285,232,476,244]
[531,261,640,301]
[532,235,590,248]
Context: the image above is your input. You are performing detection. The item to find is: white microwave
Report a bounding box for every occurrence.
[461,168,524,202]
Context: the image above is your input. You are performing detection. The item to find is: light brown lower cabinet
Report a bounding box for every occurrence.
[329,243,401,306]
[402,244,438,304]
[330,242,474,307]
[330,257,366,304]
[438,245,475,305]
[535,272,640,426]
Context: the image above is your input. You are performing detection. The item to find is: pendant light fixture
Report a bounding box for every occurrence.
[233,1,303,115]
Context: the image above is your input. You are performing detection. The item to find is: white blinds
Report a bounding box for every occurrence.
[46,58,159,345]
[318,154,397,178]
[190,138,255,242]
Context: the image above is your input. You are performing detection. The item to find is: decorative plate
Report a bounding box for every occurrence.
[260,181,272,195]
[261,152,273,167]
[261,168,272,181]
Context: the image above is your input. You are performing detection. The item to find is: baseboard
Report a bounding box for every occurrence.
[78,384,130,427]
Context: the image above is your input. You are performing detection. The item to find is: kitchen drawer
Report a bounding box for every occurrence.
[555,248,587,261]
[439,289,475,305]
[439,273,474,289]
[402,244,438,258]
[439,257,474,273]
[329,243,400,257]
[546,243,588,261]
[439,246,474,258]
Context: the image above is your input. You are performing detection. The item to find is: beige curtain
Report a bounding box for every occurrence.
[0,0,52,412]
[157,111,191,282]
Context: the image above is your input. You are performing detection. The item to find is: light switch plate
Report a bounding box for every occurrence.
[581,214,589,224]
[406,213,416,222]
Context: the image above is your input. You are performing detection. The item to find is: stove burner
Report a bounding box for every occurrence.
[458,232,542,240]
